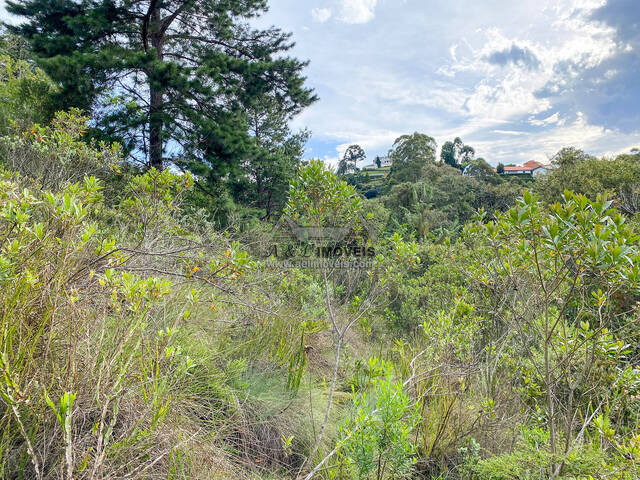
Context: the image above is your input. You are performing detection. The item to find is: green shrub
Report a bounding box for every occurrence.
[0,109,121,189]
[338,358,420,479]
[0,50,59,133]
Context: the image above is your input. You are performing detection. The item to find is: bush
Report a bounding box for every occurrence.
[338,358,420,479]
[0,109,121,189]
[0,48,59,133]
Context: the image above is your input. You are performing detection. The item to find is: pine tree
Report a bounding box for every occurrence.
[228,94,310,218]
[7,0,316,174]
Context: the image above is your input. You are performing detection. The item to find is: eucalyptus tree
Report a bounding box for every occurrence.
[388,132,436,184]
[337,144,365,175]
[441,136,474,169]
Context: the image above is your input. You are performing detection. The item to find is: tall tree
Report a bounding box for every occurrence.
[463,157,493,177]
[550,146,592,168]
[459,144,475,165]
[440,137,462,168]
[337,144,365,175]
[228,94,310,218]
[6,0,316,174]
[440,136,474,170]
[534,147,640,214]
[388,132,436,184]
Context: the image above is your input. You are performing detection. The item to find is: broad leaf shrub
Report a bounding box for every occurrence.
[0,169,200,478]
[0,149,380,478]
[0,53,59,132]
[1,110,639,480]
[458,190,640,478]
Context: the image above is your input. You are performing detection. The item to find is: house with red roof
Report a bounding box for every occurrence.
[497,160,552,177]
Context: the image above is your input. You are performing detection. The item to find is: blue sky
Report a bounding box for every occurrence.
[2,0,639,166]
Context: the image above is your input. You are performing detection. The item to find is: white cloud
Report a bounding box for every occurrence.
[462,73,553,127]
[493,130,527,136]
[311,7,332,23]
[427,2,626,143]
[0,0,21,24]
[530,112,560,126]
[338,0,377,24]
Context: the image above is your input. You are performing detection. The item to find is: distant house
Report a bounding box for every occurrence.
[495,160,552,177]
[362,156,392,170]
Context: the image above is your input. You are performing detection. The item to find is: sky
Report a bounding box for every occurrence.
[1,0,639,167]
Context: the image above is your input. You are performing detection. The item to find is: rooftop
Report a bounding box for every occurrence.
[501,160,551,172]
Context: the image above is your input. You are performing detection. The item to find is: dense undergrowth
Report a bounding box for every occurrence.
[1,109,639,480]
[1,27,640,480]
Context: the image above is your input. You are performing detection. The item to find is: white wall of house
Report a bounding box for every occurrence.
[363,156,392,169]
[532,167,550,177]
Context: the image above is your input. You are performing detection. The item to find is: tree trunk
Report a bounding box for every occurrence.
[148,8,164,170]
[149,88,163,170]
